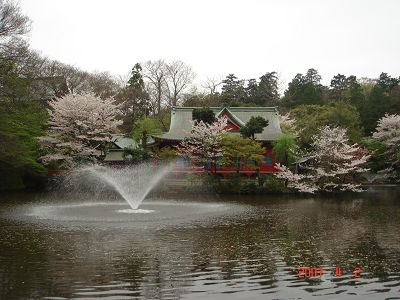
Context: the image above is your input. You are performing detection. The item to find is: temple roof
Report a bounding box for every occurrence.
[111,136,137,149]
[104,149,125,162]
[155,106,282,142]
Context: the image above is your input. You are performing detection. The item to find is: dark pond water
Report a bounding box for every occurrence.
[0,186,400,299]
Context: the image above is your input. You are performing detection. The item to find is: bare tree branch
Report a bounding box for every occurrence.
[202,76,222,95]
[165,60,195,107]
[142,59,167,115]
[0,0,31,41]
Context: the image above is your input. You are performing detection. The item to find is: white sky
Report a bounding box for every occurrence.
[19,0,400,89]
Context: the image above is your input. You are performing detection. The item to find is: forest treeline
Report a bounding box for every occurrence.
[0,0,399,190]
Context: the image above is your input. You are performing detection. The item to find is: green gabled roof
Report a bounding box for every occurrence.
[155,106,283,142]
[216,107,245,127]
[104,149,125,162]
[111,136,155,149]
[112,136,137,149]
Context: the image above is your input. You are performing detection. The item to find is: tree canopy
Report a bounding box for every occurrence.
[275,126,370,193]
[272,133,297,166]
[132,117,163,148]
[372,114,400,181]
[289,103,363,148]
[220,135,265,172]
[176,116,228,167]
[0,101,47,190]
[358,73,400,134]
[116,63,150,133]
[240,116,269,139]
[192,107,215,124]
[41,93,122,166]
[282,68,325,108]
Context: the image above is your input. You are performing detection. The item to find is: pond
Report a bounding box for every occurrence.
[0,186,399,299]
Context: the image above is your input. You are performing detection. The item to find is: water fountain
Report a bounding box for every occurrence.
[7,161,229,225]
[78,162,172,213]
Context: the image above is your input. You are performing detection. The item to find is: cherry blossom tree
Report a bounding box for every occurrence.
[280,113,296,130]
[274,164,318,193]
[274,126,370,193]
[372,114,400,181]
[279,112,303,139]
[176,116,228,168]
[41,93,122,166]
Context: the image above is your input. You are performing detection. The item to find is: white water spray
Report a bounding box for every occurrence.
[77,162,171,211]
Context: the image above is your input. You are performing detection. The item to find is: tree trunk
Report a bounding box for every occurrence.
[142,131,147,149]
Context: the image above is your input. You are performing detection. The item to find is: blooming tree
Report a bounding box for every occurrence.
[274,126,370,193]
[273,113,299,166]
[41,93,122,165]
[309,126,370,191]
[176,116,228,167]
[274,164,318,193]
[280,112,303,139]
[280,113,296,131]
[372,114,400,181]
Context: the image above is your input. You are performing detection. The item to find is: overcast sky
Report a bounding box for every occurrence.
[19,0,400,89]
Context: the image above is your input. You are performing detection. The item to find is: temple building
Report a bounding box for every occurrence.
[153,106,283,177]
[103,136,138,164]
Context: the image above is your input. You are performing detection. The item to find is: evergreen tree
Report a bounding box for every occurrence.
[330,74,365,108]
[282,68,325,108]
[245,78,258,105]
[330,74,348,102]
[240,116,269,139]
[257,72,280,106]
[221,74,246,105]
[359,73,400,134]
[116,63,150,133]
[245,72,280,106]
[377,72,399,92]
[192,107,215,124]
[128,63,145,89]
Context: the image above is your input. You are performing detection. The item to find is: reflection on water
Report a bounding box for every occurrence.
[0,186,399,299]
